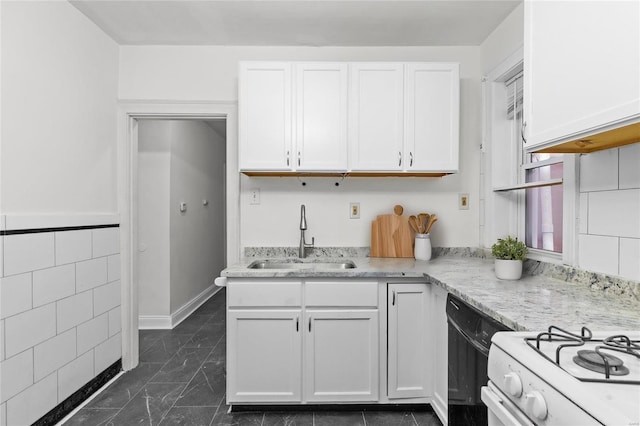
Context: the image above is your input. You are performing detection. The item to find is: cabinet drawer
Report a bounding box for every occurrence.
[305,281,378,307]
[228,280,302,307]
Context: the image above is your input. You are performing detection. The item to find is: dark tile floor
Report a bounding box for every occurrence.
[63,289,442,426]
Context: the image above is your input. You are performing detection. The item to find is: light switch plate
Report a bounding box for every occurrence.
[250,189,260,205]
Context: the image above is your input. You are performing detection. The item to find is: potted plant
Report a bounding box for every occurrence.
[491,236,527,280]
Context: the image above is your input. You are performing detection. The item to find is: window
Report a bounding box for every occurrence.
[505,71,564,255]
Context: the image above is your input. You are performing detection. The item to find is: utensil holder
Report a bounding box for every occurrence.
[414,233,432,261]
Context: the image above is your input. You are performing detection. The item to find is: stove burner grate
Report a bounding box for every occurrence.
[573,349,630,376]
[524,325,640,385]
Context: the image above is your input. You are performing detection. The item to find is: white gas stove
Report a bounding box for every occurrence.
[481,326,640,426]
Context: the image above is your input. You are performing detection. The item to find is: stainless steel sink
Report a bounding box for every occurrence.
[247,260,357,270]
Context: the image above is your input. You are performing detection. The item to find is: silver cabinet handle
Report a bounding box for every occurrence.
[286,150,290,166]
[398,152,402,167]
[298,151,301,167]
[296,316,299,332]
[392,290,396,306]
[521,121,527,144]
[409,152,413,167]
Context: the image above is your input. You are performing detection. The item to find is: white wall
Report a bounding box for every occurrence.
[480,3,524,75]
[0,2,121,424]
[137,120,226,320]
[137,121,171,316]
[1,1,119,214]
[120,46,482,249]
[578,145,640,281]
[169,120,226,312]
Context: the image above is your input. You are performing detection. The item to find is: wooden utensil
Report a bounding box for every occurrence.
[425,216,438,234]
[408,215,419,234]
[418,213,428,233]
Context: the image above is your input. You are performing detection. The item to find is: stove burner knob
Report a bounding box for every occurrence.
[503,373,523,397]
[525,391,548,420]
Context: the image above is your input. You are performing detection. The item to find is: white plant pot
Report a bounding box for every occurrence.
[494,259,523,280]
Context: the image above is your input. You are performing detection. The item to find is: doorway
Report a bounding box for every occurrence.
[137,119,227,329]
[117,101,239,371]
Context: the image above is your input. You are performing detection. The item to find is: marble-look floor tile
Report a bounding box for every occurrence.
[139,329,171,353]
[63,408,119,425]
[184,322,226,348]
[211,410,264,426]
[412,411,442,426]
[262,411,314,426]
[88,362,164,408]
[173,314,214,334]
[364,411,417,426]
[149,347,212,383]
[140,333,194,363]
[158,406,217,425]
[206,337,226,364]
[107,382,185,426]
[174,362,225,407]
[313,412,366,426]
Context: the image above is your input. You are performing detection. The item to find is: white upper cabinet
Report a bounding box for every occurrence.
[295,63,348,171]
[524,0,640,151]
[239,62,292,170]
[405,63,459,172]
[348,63,405,171]
[239,61,460,173]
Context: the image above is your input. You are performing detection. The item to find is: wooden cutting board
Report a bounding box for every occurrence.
[370,205,414,258]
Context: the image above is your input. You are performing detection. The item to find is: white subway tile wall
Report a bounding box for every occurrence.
[0,273,32,319]
[33,264,75,307]
[55,230,92,265]
[579,147,640,280]
[6,373,57,426]
[0,226,121,424]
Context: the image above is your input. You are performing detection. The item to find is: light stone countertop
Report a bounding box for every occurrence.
[222,255,640,332]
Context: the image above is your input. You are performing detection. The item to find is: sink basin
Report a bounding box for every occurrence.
[247,260,357,270]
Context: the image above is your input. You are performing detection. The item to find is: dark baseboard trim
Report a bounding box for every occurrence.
[231,403,433,413]
[0,223,119,236]
[33,359,122,426]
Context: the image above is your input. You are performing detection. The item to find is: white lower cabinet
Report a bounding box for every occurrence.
[226,278,445,412]
[227,310,302,403]
[387,283,432,399]
[305,310,379,402]
[431,284,449,424]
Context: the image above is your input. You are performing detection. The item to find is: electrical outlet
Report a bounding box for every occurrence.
[350,202,360,219]
[459,193,469,210]
[250,189,260,205]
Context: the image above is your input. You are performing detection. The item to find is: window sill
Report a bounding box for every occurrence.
[526,248,563,265]
[493,178,563,192]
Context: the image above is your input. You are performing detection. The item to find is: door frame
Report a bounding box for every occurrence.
[117,100,239,370]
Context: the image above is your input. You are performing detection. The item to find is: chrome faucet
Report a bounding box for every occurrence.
[299,204,315,258]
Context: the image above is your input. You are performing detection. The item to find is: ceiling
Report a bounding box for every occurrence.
[70,0,521,46]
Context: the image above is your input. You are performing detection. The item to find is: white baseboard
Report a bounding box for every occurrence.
[138,315,172,329]
[138,284,221,330]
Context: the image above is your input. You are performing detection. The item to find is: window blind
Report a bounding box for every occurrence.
[506,72,524,120]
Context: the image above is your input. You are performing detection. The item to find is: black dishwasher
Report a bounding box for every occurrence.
[446,294,512,426]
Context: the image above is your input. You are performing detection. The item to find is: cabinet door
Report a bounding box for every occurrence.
[295,63,348,171]
[227,310,302,402]
[387,283,432,399]
[349,63,404,171]
[524,1,640,150]
[239,62,293,170]
[305,310,379,402]
[405,63,459,172]
[431,285,448,425]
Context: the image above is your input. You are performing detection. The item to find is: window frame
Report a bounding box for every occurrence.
[482,49,578,266]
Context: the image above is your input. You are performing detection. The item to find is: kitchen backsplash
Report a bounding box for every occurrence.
[578,144,640,282]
